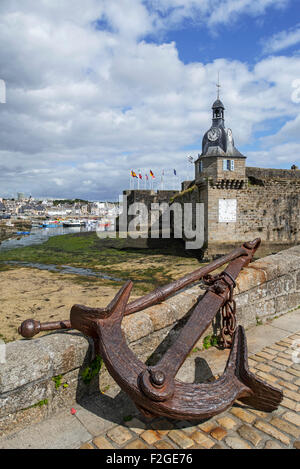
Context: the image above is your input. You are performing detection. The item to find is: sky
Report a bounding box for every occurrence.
[0,0,300,200]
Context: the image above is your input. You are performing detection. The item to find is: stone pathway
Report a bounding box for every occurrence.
[0,311,299,449]
[80,330,300,450]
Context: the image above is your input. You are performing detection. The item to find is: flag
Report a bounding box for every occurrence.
[187,155,194,163]
[131,171,138,178]
[139,173,142,179]
[150,170,155,178]
[146,174,149,181]
[174,169,177,176]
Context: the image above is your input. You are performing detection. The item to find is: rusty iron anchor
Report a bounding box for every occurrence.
[19,238,283,421]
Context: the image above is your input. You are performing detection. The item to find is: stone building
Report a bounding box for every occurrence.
[121,96,300,258]
[120,189,178,236]
[175,97,300,257]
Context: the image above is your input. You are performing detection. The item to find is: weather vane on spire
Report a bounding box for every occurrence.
[216,72,221,100]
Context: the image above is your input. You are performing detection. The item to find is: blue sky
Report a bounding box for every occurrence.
[0,0,300,200]
[159,8,297,65]
[143,0,300,164]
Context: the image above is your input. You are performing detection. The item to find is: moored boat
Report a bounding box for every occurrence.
[62,220,86,227]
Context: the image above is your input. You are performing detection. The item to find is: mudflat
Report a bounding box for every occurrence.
[0,233,202,342]
[0,267,137,343]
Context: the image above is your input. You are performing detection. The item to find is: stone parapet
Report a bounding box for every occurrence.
[246,167,300,181]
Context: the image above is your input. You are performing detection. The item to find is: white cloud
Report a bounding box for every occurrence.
[262,23,300,54]
[146,0,289,29]
[247,142,300,167]
[207,0,289,27]
[0,0,298,199]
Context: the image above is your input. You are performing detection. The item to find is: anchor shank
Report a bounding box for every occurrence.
[156,291,223,377]
[139,240,260,401]
[125,244,249,316]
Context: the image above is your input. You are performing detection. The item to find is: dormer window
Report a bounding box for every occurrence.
[223,159,235,171]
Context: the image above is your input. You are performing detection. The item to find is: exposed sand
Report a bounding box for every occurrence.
[0,254,201,343]
[95,255,200,276]
[0,268,138,343]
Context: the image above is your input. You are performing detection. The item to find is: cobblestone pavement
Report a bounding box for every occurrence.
[80,331,300,450]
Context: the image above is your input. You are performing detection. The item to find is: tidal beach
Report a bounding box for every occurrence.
[0,232,202,342]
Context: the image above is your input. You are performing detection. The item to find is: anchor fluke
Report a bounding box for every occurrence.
[70,280,133,338]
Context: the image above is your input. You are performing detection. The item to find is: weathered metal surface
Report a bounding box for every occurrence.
[18,238,283,420]
[203,270,237,348]
[18,319,70,338]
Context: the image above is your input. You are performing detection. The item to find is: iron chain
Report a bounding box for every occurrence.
[203,271,237,349]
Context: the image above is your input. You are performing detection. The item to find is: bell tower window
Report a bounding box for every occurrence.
[223,159,235,171]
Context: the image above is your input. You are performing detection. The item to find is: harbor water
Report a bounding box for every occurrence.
[0,225,124,281]
[0,225,93,251]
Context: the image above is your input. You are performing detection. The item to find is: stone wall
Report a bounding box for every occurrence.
[172,167,300,256]
[197,156,218,178]
[120,167,300,255]
[195,156,246,180]
[121,189,178,232]
[118,189,180,244]
[246,167,300,181]
[197,175,300,254]
[217,157,246,180]
[1,245,300,436]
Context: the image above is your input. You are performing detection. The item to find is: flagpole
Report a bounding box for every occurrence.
[186,158,189,181]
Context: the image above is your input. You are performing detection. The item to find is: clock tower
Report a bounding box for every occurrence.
[195,95,246,184]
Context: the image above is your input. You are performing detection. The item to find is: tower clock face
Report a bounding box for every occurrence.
[207,127,220,142]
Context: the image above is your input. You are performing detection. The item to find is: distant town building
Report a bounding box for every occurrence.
[17,193,25,201]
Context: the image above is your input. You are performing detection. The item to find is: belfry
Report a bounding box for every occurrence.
[195,89,246,184]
